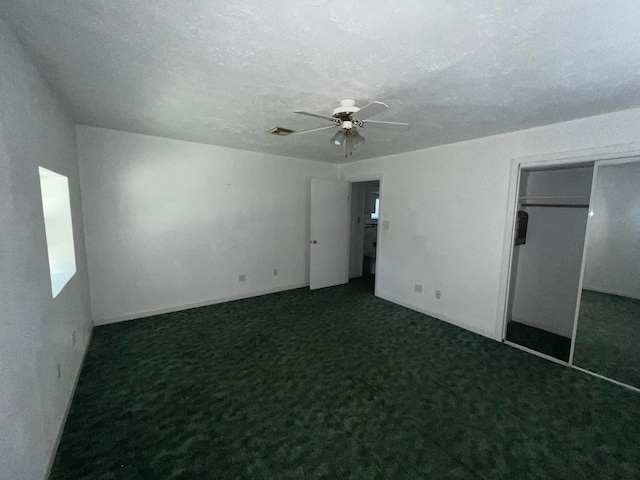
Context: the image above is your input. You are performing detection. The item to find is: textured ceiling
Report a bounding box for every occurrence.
[2,1,640,163]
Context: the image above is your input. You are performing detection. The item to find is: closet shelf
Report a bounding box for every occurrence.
[518,196,590,200]
[518,195,590,209]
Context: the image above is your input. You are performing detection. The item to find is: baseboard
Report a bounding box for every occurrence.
[94,282,309,326]
[376,290,495,340]
[44,325,94,480]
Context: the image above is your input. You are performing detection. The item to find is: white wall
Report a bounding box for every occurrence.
[583,160,640,299]
[340,108,640,339]
[510,168,592,337]
[76,126,338,324]
[0,19,92,480]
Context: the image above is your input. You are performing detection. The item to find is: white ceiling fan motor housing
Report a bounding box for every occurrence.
[332,99,360,117]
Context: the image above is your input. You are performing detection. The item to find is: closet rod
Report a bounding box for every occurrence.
[520,203,589,208]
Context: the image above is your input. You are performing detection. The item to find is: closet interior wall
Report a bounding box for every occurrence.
[508,166,594,339]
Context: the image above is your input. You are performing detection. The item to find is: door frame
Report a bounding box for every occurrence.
[497,142,640,344]
[496,142,640,390]
[342,173,384,297]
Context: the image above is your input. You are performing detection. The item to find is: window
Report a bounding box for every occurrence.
[38,167,76,297]
[371,197,380,220]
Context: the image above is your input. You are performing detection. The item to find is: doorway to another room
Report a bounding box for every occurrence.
[349,180,380,294]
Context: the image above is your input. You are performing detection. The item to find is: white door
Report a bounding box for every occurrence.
[310,178,350,290]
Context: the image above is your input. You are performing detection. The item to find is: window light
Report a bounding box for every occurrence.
[371,197,380,220]
[38,167,76,297]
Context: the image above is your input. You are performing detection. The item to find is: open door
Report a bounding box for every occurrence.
[310,178,350,290]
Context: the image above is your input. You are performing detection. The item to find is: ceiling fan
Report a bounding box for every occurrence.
[269,99,410,157]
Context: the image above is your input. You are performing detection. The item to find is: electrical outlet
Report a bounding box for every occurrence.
[56,363,61,379]
[435,290,441,299]
[414,284,423,293]
[382,220,390,230]
[239,274,246,282]
[72,331,76,346]
[273,269,278,276]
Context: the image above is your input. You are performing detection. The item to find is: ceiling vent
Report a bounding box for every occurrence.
[268,126,295,136]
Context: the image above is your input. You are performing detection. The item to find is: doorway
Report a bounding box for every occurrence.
[348,180,380,293]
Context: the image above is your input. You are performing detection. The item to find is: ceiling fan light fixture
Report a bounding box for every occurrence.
[330,130,346,145]
[286,99,407,158]
[351,130,365,149]
[343,130,365,157]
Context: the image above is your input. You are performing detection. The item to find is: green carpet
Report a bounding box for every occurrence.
[505,321,571,361]
[51,280,640,479]
[573,290,640,388]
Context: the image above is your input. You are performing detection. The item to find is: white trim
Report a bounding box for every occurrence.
[496,159,523,341]
[591,155,640,167]
[504,340,569,366]
[93,283,308,325]
[511,142,640,164]
[341,173,384,183]
[45,325,94,479]
[378,290,495,340]
[571,365,640,394]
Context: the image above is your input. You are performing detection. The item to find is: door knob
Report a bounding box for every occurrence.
[311,240,318,244]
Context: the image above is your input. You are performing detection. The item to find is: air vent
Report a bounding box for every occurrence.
[268,126,295,136]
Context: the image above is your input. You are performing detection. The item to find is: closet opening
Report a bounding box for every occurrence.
[504,163,594,361]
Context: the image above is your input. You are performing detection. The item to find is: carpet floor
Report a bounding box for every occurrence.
[51,279,640,479]
[505,321,572,361]
[573,289,640,388]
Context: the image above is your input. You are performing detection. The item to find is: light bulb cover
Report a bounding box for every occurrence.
[330,130,346,145]
[351,130,365,148]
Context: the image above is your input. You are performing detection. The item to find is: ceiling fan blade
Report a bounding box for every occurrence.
[293,111,340,123]
[354,101,389,120]
[363,120,410,131]
[291,124,339,135]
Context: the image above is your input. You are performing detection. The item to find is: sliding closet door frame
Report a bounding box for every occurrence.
[568,156,640,394]
[499,165,524,344]
[496,143,640,345]
[568,162,600,364]
[500,161,592,364]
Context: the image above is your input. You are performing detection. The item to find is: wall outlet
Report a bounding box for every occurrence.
[435,289,441,299]
[273,269,278,276]
[239,274,246,282]
[414,284,423,293]
[72,330,76,346]
[382,220,390,230]
[56,363,61,379]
